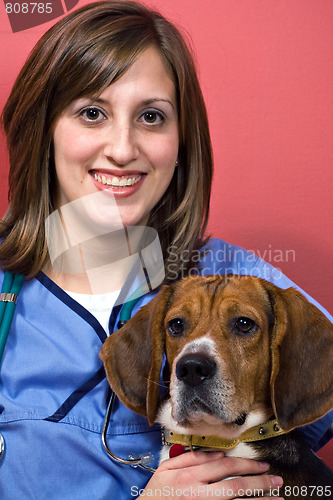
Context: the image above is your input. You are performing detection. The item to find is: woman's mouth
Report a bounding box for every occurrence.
[89,170,145,197]
[91,171,143,187]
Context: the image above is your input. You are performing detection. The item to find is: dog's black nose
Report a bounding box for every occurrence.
[176,353,217,387]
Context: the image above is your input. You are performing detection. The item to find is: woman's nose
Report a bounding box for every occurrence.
[103,122,139,166]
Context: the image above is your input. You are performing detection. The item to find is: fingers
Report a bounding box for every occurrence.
[158,450,225,471]
[159,451,271,483]
[189,455,271,483]
[207,473,283,498]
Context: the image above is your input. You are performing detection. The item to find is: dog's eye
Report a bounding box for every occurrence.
[233,317,257,335]
[167,318,185,337]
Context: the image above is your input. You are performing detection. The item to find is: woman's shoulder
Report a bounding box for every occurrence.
[198,237,271,276]
[199,237,257,265]
[199,237,333,322]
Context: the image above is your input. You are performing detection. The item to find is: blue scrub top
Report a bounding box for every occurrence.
[0,238,332,499]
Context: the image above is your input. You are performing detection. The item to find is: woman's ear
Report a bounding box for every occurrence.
[100,285,173,425]
[266,282,333,432]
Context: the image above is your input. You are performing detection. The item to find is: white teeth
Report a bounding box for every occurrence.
[93,173,142,187]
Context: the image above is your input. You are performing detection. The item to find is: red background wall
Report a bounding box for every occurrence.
[0,0,332,464]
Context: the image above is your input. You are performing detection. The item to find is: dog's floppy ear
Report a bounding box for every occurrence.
[100,286,172,425]
[266,282,333,432]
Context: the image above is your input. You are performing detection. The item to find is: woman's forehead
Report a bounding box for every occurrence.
[66,46,177,109]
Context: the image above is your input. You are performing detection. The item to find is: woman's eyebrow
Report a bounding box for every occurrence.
[90,96,175,109]
[142,98,175,109]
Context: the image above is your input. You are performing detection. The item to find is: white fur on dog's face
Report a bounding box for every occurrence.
[158,336,271,440]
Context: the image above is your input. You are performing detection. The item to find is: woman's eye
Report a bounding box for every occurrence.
[79,107,106,123]
[139,110,165,126]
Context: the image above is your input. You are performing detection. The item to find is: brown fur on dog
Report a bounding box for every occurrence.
[100,275,333,432]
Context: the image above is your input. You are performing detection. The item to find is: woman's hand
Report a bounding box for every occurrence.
[139,451,284,499]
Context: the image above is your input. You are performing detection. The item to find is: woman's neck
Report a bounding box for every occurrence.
[43,260,128,294]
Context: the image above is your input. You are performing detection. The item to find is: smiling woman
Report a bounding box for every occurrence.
[52,46,179,228]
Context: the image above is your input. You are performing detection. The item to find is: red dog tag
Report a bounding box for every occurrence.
[169,444,186,458]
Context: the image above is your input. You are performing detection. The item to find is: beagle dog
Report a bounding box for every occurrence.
[100,275,333,499]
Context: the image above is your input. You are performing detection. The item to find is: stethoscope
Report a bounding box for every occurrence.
[102,391,156,472]
[0,272,24,363]
[0,272,25,461]
[0,271,156,472]
[101,289,156,472]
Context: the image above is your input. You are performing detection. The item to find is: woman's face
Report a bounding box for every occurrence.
[52,46,179,228]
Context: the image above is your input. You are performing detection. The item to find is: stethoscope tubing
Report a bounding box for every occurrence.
[102,390,156,472]
[101,289,157,473]
[0,272,24,364]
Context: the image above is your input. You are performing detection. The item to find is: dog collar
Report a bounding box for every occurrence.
[162,419,285,451]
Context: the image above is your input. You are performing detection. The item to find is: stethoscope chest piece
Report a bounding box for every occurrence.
[0,432,4,460]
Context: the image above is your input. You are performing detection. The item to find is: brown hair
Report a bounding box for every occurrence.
[0,0,212,280]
